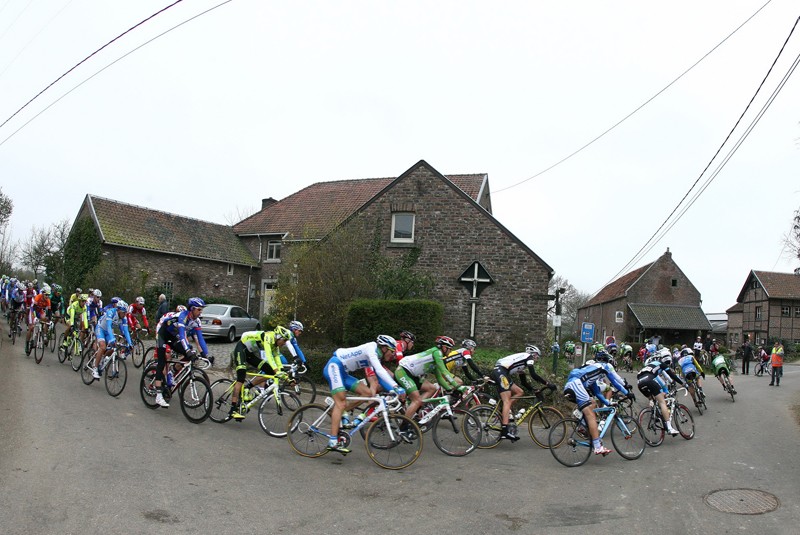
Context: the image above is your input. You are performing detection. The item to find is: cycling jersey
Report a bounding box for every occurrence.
[87,296,103,320]
[444,347,482,381]
[23,288,36,307]
[50,294,64,316]
[96,305,132,346]
[620,343,633,356]
[677,354,703,377]
[66,301,88,329]
[711,354,729,376]
[565,362,629,409]
[155,309,209,356]
[239,331,283,372]
[324,342,399,395]
[493,352,549,393]
[32,293,50,312]
[398,346,458,390]
[126,302,149,329]
[394,339,413,362]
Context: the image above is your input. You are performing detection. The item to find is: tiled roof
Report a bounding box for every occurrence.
[753,270,800,299]
[583,262,653,307]
[628,303,713,330]
[726,302,743,313]
[233,173,488,239]
[87,195,258,266]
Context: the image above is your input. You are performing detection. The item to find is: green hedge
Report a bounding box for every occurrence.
[343,299,443,347]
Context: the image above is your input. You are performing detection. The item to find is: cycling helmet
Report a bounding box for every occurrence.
[680,348,694,357]
[461,339,477,350]
[656,348,671,360]
[525,344,541,356]
[135,296,145,305]
[93,289,102,297]
[585,359,596,366]
[435,336,455,348]
[176,305,187,312]
[595,349,610,362]
[661,354,672,366]
[109,297,119,305]
[274,325,292,340]
[40,284,51,296]
[52,284,62,293]
[115,299,128,310]
[606,343,618,355]
[75,287,82,294]
[376,334,397,349]
[289,320,304,332]
[399,330,416,342]
[78,293,89,301]
[27,281,33,288]
[187,297,206,309]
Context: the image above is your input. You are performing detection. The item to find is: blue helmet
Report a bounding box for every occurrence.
[187,297,206,309]
[376,335,397,350]
[115,299,128,310]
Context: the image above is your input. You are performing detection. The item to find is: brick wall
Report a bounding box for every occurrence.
[625,252,701,305]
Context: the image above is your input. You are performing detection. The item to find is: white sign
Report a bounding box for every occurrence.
[576,346,582,357]
[552,315,562,327]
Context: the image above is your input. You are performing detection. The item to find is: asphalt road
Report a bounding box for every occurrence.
[1,334,798,535]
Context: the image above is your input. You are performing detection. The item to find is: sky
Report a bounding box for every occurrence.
[1,0,798,314]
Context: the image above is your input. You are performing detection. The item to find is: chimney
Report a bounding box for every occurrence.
[665,247,671,258]
[261,197,277,210]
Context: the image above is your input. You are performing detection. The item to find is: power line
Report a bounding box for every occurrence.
[594,16,800,296]
[493,0,775,195]
[0,0,235,149]
[0,0,186,132]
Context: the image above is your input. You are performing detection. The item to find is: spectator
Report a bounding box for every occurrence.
[769,340,784,387]
[740,339,753,375]
[155,294,168,324]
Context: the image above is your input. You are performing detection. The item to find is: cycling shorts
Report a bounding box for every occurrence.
[232,341,274,382]
[95,324,116,345]
[684,370,698,382]
[490,366,515,393]
[323,356,362,395]
[714,366,729,378]
[563,377,592,410]
[637,374,663,398]
[395,366,423,394]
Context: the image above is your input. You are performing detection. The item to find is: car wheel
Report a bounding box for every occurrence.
[227,327,236,342]
[255,323,261,330]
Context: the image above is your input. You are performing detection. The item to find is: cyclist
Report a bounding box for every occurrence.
[322,335,405,454]
[590,341,604,356]
[710,351,736,394]
[492,344,555,441]
[25,284,51,355]
[22,282,36,325]
[86,289,103,328]
[0,274,9,313]
[564,357,634,455]
[709,339,720,358]
[564,340,576,361]
[228,327,292,420]
[677,348,705,405]
[619,342,634,369]
[89,299,133,380]
[444,339,484,385]
[152,298,210,408]
[396,336,462,424]
[592,350,630,403]
[62,293,89,348]
[637,349,683,436]
[7,281,26,338]
[68,287,82,306]
[126,296,150,336]
[394,330,416,363]
[276,320,307,366]
[49,284,65,323]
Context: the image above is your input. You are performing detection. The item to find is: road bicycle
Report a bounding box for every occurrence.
[47,313,60,353]
[57,328,85,370]
[30,317,54,364]
[720,372,736,402]
[129,328,148,368]
[287,392,422,470]
[8,308,23,345]
[140,354,213,423]
[684,375,707,414]
[472,385,564,449]
[404,391,482,456]
[79,337,130,397]
[209,367,302,437]
[637,387,695,447]
[754,358,771,377]
[620,353,634,373]
[548,401,646,467]
[285,362,317,405]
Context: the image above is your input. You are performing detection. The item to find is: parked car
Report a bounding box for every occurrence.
[200,304,261,342]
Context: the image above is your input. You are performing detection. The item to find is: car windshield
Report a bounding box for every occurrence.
[203,305,228,315]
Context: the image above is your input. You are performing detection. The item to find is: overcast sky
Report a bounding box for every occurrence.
[1,0,798,313]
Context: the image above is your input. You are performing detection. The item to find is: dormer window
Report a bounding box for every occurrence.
[391,213,415,243]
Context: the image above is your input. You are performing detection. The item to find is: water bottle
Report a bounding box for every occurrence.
[166,371,175,388]
[598,418,607,433]
[341,411,351,428]
[353,413,365,427]
[514,408,526,421]
[100,354,111,372]
[572,408,582,420]
[242,387,251,402]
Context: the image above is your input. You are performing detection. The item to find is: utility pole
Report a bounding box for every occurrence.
[552,287,566,372]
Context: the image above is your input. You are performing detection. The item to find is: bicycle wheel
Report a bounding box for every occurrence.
[431,409,481,456]
[258,391,302,438]
[610,414,646,460]
[10,317,16,345]
[105,357,128,397]
[49,324,57,353]
[287,403,332,458]
[727,378,736,403]
[57,333,68,363]
[289,375,317,405]
[365,413,422,470]
[179,376,212,423]
[33,329,44,364]
[528,406,565,448]
[690,388,703,415]
[209,379,234,423]
[142,346,157,368]
[638,407,664,447]
[132,339,146,368]
[80,351,96,385]
[673,404,695,440]
[140,363,160,409]
[548,418,591,467]
[471,404,502,448]
[69,338,84,372]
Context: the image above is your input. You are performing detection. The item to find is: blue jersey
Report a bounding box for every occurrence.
[96,305,132,346]
[158,309,209,356]
[567,362,628,396]
[677,355,699,376]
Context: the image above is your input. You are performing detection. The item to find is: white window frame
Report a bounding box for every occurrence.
[227,263,234,276]
[755,306,762,319]
[265,241,281,263]
[391,213,415,243]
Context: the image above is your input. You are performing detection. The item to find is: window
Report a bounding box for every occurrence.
[391,213,415,243]
[781,306,790,317]
[671,278,678,287]
[751,279,759,289]
[795,307,800,317]
[266,241,281,262]
[755,306,762,319]
[227,263,234,276]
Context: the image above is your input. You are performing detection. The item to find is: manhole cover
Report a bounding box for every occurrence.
[704,489,779,515]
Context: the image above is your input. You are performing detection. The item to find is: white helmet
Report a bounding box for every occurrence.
[135,296,145,305]
[93,289,102,298]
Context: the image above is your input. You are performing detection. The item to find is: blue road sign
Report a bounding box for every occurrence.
[580,322,595,344]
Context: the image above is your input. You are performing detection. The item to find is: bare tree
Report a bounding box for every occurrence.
[0,188,15,273]
[43,219,70,282]
[548,275,592,339]
[784,207,800,274]
[19,226,52,278]
[223,204,258,226]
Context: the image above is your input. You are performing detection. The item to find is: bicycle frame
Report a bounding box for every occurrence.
[314,394,400,443]
[221,368,290,414]
[573,405,634,446]
[416,395,455,428]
